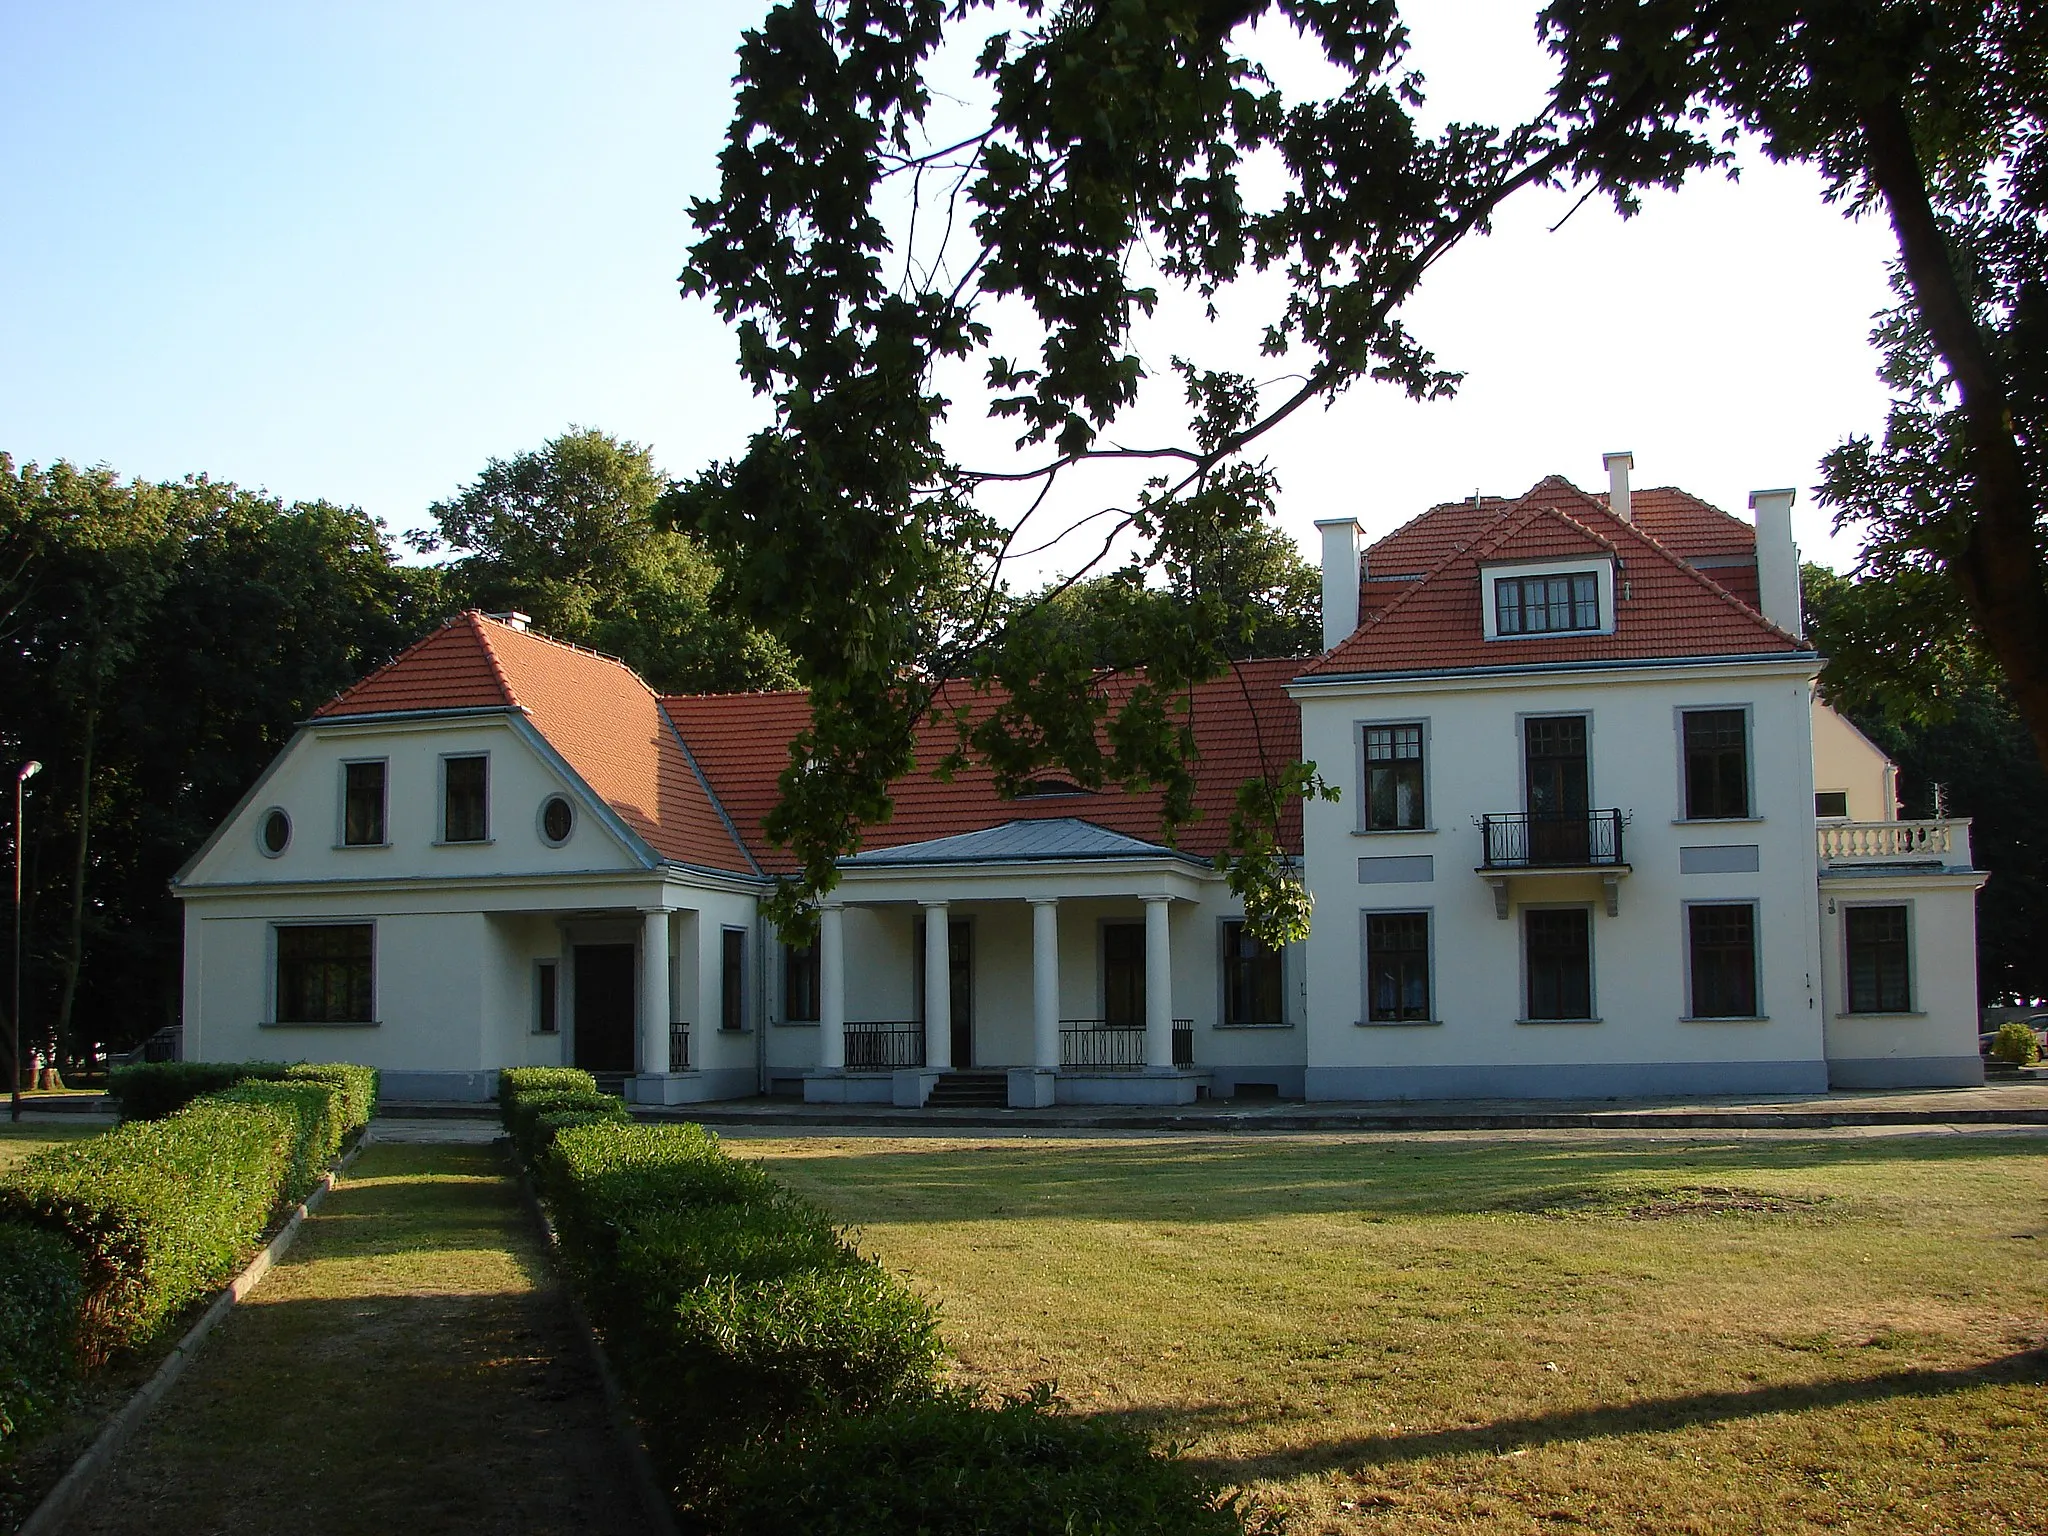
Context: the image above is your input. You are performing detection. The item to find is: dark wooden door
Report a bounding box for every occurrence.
[1524,716,1590,863]
[1103,922,1145,1026]
[573,943,636,1073]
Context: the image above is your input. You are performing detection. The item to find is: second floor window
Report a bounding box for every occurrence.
[1222,920,1285,1025]
[1363,724,1425,830]
[1496,572,1599,635]
[1682,710,1750,819]
[342,761,386,846]
[443,755,488,842]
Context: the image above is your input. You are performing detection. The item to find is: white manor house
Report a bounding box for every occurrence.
[176,457,1988,1105]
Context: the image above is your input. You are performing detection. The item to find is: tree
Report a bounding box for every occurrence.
[1542,1,2048,767]
[0,455,428,1067]
[1806,564,2047,1003]
[412,428,796,694]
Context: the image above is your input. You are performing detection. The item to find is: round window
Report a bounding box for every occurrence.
[259,808,292,857]
[540,795,574,845]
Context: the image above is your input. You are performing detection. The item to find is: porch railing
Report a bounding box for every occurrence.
[668,1021,691,1073]
[1059,1019,1194,1070]
[846,1020,926,1071]
[1479,809,1627,869]
[1817,818,1956,862]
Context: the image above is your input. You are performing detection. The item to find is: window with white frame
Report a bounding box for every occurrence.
[1496,571,1600,635]
[341,761,386,846]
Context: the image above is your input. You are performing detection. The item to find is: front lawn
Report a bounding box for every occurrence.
[0,1122,105,1171]
[744,1131,2048,1536]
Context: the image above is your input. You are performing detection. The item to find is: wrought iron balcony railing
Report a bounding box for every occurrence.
[845,1020,926,1071]
[1059,1019,1194,1070]
[1479,809,1628,869]
[668,1021,691,1073]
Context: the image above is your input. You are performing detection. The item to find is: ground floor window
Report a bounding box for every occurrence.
[276,924,373,1023]
[535,960,559,1034]
[1687,903,1758,1018]
[1222,920,1285,1025]
[1524,908,1592,1020]
[1365,911,1431,1022]
[721,927,747,1032]
[1846,905,1911,1013]
[785,941,821,1022]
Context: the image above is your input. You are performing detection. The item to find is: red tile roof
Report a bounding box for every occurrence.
[665,658,1306,872]
[1305,476,1802,678]
[317,613,755,874]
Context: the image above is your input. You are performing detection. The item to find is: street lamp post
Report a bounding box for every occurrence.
[13,761,41,1124]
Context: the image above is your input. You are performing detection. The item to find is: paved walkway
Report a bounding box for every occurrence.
[69,1137,646,1536]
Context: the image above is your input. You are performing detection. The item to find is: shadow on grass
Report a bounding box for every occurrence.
[1099,1348,2048,1482]
[755,1133,2040,1224]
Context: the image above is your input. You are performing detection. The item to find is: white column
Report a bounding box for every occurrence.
[819,904,846,1072]
[1029,898,1060,1071]
[1143,895,1174,1070]
[640,908,671,1075]
[923,901,951,1071]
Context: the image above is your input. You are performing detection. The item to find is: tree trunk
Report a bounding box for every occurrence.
[1861,96,2048,771]
[52,696,95,1070]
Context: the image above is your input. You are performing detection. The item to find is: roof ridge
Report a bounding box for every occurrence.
[314,613,510,718]
[464,612,522,709]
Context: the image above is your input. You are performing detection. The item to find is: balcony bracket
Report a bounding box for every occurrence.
[1602,872,1621,917]
[1486,875,1510,920]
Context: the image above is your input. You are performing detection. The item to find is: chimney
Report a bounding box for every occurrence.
[1314,517,1362,651]
[1748,488,1803,637]
[1603,451,1633,524]
[488,610,532,633]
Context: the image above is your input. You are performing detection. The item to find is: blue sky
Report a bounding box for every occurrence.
[3,2,1898,568]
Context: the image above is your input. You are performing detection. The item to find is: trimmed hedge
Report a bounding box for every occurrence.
[212,1078,348,1205]
[108,1060,378,1131]
[498,1066,597,1118]
[0,1098,297,1362]
[711,1386,1258,1536]
[0,1224,84,1442]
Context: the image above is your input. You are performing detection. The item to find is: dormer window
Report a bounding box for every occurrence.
[1496,571,1599,635]
[1480,559,1616,641]
[1016,777,1090,799]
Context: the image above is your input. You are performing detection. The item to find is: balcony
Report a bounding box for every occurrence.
[1059,1020,1195,1070]
[1477,810,1631,917]
[845,1020,926,1071]
[1818,818,1972,870]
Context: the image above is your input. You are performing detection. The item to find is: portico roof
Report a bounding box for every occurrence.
[837,817,1204,868]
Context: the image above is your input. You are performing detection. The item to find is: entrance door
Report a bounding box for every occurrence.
[914,919,976,1066]
[1103,922,1145,1025]
[573,943,637,1073]
[1524,716,1590,863]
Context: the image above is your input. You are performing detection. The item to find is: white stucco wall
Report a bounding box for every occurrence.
[1293,658,1830,1099]
[1819,873,1985,1087]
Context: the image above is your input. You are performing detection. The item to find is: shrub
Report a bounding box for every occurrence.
[505,1089,624,1164]
[0,1097,296,1362]
[498,1067,598,1127]
[0,1223,84,1444]
[108,1060,378,1132]
[1989,1021,2042,1066]
[517,1099,631,1166]
[709,1386,1256,1536]
[213,1078,348,1205]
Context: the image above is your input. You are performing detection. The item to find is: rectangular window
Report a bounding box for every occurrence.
[785,942,821,1022]
[536,960,559,1034]
[1363,724,1426,830]
[342,761,386,846]
[1682,710,1750,819]
[1222,920,1285,1026]
[1496,572,1600,636]
[443,755,489,842]
[276,924,373,1023]
[1525,908,1593,1020]
[1688,904,1758,1017]
[721,928,746,1032]
[1846,905,1911,1013]
[1815,790,1849,819]
[1365,912,1431,1022]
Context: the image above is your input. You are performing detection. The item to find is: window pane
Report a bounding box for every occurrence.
[444,755,488,842]
[1366,912,1431,1022]
[1364,724,1425,830]
[276,924,373,1023]
[1815,791,1848,818]
[1683,710,1749,819]
[343,762,385,846]
[1688,905,1757,1017]
[1846,905,1910,1013]
[1497,579,1523,634]
[1525,908,1591,1020]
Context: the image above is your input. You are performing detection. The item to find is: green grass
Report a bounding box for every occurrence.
[743,1131,2048,1536]
[0,1123,105,1172]
[63,1142,647,1536]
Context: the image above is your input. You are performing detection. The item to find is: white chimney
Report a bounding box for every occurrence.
[488,610,532,633]
[1603,451,1633,523]
[1748,488,1803,637]
[1314,517,1362,651]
